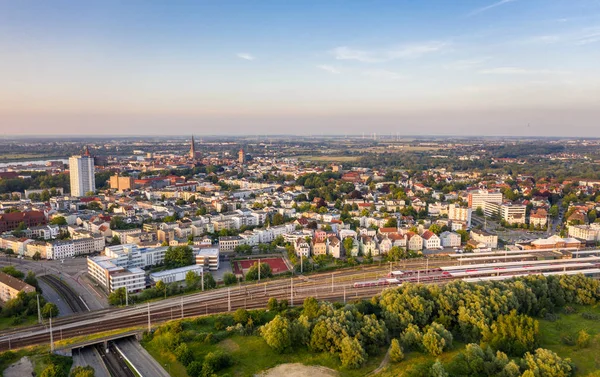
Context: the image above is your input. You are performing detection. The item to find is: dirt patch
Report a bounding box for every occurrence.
[257,363,339,377]
[218,338,240,352]
[4,356,33,377]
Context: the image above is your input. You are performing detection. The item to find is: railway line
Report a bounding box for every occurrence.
[95,343,136,377]
[0,254,598,352]
[39,275,90,313]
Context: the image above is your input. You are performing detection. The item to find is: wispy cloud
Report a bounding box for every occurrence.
[521,27,600,46]
[331,42,448,63]
[362,69,405,80]
[575,29,600,45]
[316,65,342,74]
[443,57,490,70]
[479,67,571,75]
[236,53,255,61]
[522,35,562,44]
[468,0,517,16]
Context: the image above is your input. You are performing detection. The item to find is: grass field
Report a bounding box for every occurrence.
[0,316,37,331]
[538,304,600,376]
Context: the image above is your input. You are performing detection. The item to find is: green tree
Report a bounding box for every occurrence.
[108,287,127,306]
[549,205,559,218]
[302,297,320,320]
[233,308,249,324]
[70,366,94,377]
[429,224,442,235]
[245,262,273,281]
[201,351,232,376]
[164,246,194,267]
[475,207,484,216]
[339,336,366,369]
[422,323,453,356]
[261,315,293,353]
[174,343,193,366]
[24,271,40,292]
[41,302,59,319]
[49,216,67,226]
[267,297,279,312]
[482,310,539,356]
[389,338,404,362]
[40,364,64,377]
[185,270,200,290]
[384,217,398,228]
[2,266,24,279]
[203,273,216,289]
[429,360,449,377]
[577,330,590,348]
[223,272,238,285]
[33,251,42,261]
[343,237,355,255]
[522,348,573,377]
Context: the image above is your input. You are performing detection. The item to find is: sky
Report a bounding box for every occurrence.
[1,0,600,137]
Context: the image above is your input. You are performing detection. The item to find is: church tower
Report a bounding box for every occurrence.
[238,147,245,164]
[189,135,196,159]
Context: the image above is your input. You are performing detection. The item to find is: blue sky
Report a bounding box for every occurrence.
[1,0,600,136]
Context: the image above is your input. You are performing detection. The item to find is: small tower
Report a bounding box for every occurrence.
[238,147,245,164]
[189,135,196,159]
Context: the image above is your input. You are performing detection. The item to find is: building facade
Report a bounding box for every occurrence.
[69,149,96,197]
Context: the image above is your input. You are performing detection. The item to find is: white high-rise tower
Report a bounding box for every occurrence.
[69,146,96,197]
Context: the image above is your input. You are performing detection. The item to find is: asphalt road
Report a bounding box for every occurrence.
[115,338,171,377]
[0,256,107,310]
[72,346,111,377]
[37,279,73,316]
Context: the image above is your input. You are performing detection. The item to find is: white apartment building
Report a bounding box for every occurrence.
[110,268,145,292]
[440,231,461,248]
[218,236,243,252]
[448,205,472,227]
[195,246,220,271]
[468,190,503,210]
[568,224,600,242]
[470,229,498,249]
[69,152,96,197]
[483,202,527,225]
[46,240,76,259]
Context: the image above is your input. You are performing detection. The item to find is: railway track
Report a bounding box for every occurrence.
[39,274,89,313]
[95,343,136,377]
[0,255,593,352]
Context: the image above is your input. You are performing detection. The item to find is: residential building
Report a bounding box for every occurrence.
[195,246,220,271]
[294,237,311,257]
[312,238,327,256]
[468,190,503,210]
[328,236,341,258]
[470,229,498,249]
[69,148,96,197]
[448,205,472,227]
[421,231,441,250]
[0,211,47,233]
[0,272,35,302]
[109,175,135,192]
[530,209,548,228]
[440,231,461,248]
[218,236,243,252]
[406,232,423,251]
[568,224,600,242]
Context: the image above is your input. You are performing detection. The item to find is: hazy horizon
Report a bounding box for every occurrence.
[2,0,599,136]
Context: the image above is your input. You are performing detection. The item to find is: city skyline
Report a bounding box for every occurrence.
[1,0,600,136]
